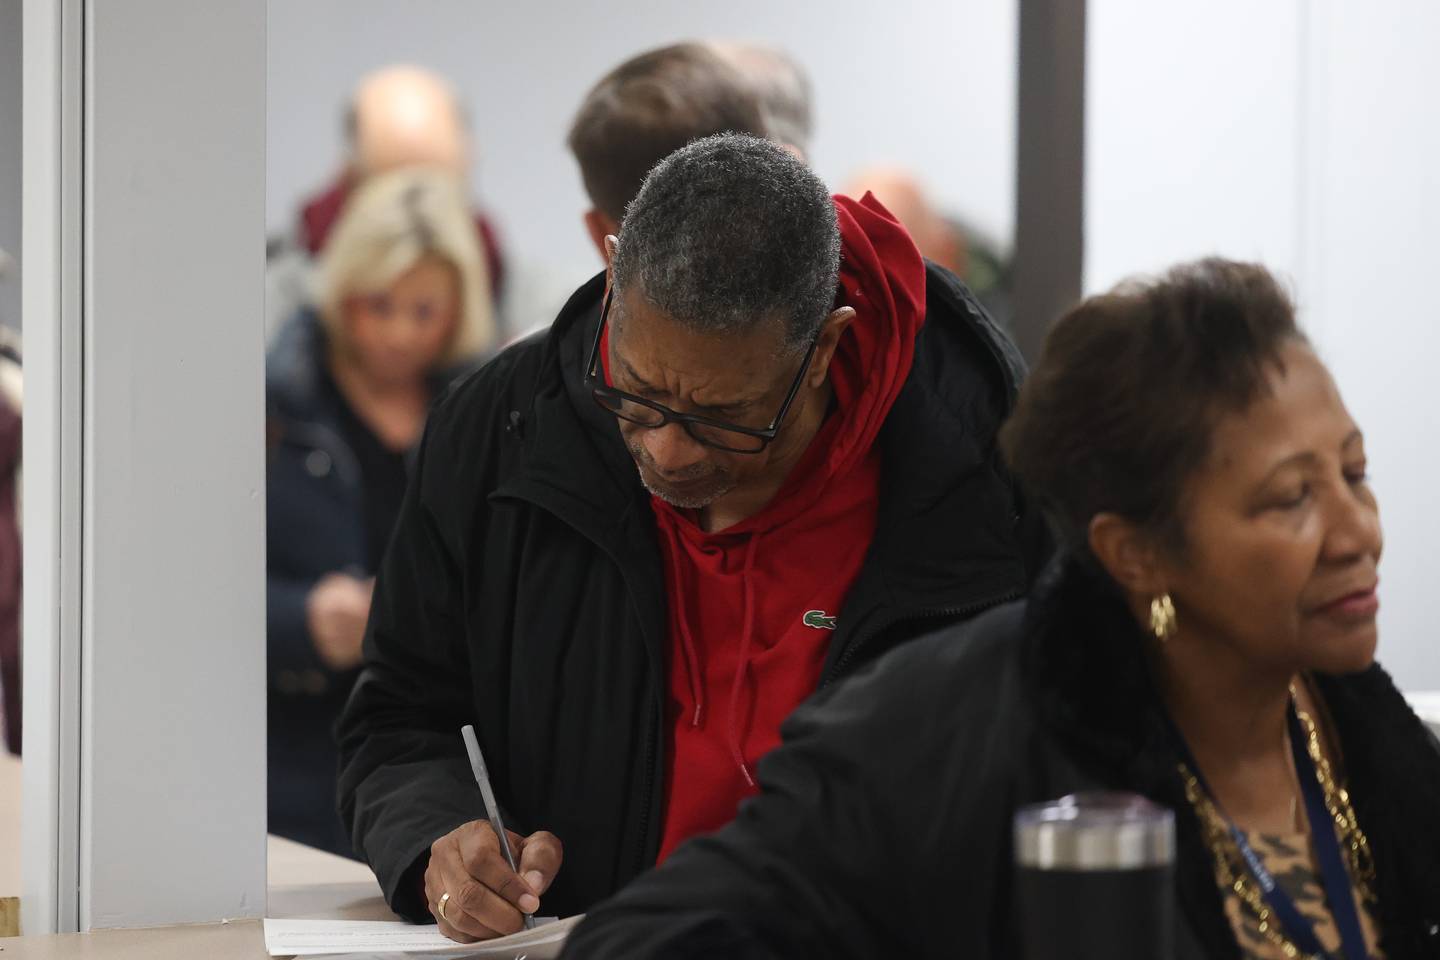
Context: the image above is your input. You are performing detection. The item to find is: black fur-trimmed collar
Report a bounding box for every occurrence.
[1021,552,1440,958]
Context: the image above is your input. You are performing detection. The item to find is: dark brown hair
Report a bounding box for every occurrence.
[1001,258,1305,556]
[567,43,769,222]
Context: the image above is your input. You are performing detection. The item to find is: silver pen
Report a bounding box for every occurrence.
[460,724,537,930]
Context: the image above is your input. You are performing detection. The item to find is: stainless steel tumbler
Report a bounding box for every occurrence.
[1014,792,1176,960]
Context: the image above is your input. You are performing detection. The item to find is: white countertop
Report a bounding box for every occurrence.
[0,835,397,958]
[1,751,19,899]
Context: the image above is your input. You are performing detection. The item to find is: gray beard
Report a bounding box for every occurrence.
[635,462,733,510]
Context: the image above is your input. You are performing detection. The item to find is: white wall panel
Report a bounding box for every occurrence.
[1087,0,1440,690]
[1085,0,1304,295]
[1301,0,1440,692]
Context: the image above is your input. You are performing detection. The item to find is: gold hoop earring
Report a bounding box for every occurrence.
[1150,594,1177,642]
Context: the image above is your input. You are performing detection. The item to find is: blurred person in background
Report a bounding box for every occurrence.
[706,41,814,158]
[504,41,780,347]
[267,65,507,344]
[845,166,1014,331]
[266,168,492,855]
[563,259,1440,959]
[567,42,774,265]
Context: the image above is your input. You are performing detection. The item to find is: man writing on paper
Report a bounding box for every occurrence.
[338,130,1045,943]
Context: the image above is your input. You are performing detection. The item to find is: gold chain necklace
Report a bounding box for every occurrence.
[1179,702,1377,959]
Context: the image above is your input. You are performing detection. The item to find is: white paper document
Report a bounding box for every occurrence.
[263,915,581,959]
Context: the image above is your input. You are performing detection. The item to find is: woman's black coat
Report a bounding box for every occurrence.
[565,554,1440,959]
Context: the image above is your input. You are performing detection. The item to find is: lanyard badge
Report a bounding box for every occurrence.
[1176,703,1371,960]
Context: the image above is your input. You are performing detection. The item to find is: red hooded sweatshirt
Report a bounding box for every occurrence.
[651,194,926,862]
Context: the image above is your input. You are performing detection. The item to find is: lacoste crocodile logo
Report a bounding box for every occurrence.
[802,610,838,631]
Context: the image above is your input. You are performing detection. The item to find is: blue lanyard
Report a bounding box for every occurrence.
[1176,703,1371,960]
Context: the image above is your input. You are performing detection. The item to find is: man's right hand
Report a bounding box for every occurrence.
[305,573,373,671]
[424,820,563,943]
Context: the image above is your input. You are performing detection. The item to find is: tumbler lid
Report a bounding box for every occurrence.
[1014,792,1174,871]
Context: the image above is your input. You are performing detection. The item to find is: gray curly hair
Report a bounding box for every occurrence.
[610,133,840,353]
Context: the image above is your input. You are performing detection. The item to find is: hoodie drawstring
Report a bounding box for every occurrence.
[663,520,706,728]
[664,517,764,786]
[726,533,762,787]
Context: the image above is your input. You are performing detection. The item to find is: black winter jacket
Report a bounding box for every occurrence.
[267,311,372,685]
[335,266,1051,921]
[267,310,382,855]
[563,553,1440,959]
[267,310,466,855]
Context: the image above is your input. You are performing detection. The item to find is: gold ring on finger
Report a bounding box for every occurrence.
[438,891,451,922]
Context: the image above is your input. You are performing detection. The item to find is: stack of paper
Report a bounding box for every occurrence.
[264,915,581,960]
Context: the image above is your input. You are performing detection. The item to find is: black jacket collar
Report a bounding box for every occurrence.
[498,268,1037,666]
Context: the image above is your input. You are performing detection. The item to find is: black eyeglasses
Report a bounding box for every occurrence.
[583,293,820,454]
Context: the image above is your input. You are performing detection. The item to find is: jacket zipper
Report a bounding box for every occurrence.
[632,701,661,875]
[821,590,1023,689]
[494,482,668,879]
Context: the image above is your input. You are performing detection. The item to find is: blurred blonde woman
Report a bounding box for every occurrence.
[265,167,493,856]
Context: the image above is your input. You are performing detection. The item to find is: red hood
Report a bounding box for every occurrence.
[823,190,927,483]
[651,191,927,539]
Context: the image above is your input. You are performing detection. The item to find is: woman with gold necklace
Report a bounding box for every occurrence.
[562,258,1440,959]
